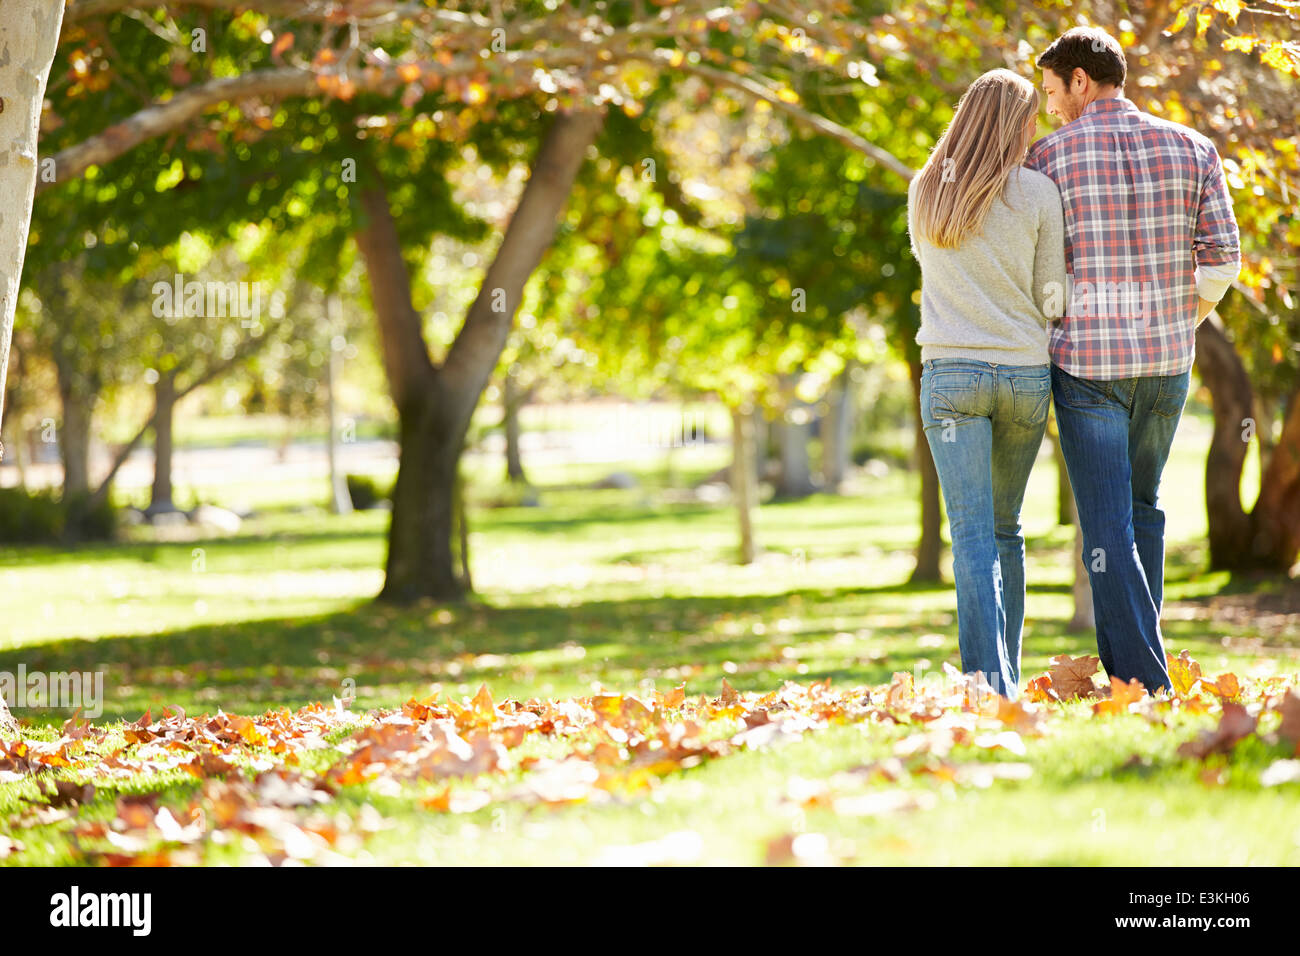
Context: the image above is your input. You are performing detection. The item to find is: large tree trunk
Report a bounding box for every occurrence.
[356,108,604,603]
[1193,318,1300,571]
[0,0,65,464]
[731,400,757,564]
[821,360,854,493]
[1194,319,1255,565]
[150,370,178,512]
[908,357,943,582]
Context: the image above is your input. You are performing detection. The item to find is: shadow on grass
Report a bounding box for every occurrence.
[0,575,972,725]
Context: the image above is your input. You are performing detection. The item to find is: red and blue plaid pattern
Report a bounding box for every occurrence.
[1026,97,1239,380]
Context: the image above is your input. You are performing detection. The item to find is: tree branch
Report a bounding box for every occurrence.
[670,57,916,182]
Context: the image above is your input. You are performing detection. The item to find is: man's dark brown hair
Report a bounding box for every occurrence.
[1036,26,1126,88]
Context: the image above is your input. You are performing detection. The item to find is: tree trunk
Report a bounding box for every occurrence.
[821,360,854,492]
[325,294,352,515]
[0,0,66,462]
[57,377,95,501]
[908,357,943,582]
[150,370,177,512]
[1064,470,1095,632]
[1050,416,1072,526]
[1194,319,1255,566]
[454,458,471,590]
[731,400,757,564]
[383,391,463,602]
[3,344,29,488]
[1191,318,1300,571]
[503,371,529,485]
[773,372,816,498]
[357,107,604,603]
[1251,386,1300,569]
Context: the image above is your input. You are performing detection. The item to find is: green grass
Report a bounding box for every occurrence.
[1,412,1298,866]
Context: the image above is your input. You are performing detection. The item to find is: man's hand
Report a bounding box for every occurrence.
[1195,296,1216,325]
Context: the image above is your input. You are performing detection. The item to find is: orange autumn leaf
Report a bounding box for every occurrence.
[1024,674,1059,703]
[591,693,624,720]
[471,683,496,720]
[1202,672,1242,701]
[655,682,686,710]
[1093,676,1148,716]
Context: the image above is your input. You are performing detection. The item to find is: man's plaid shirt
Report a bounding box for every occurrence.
[1025,96,1240,380]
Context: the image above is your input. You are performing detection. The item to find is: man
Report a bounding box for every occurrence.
[1026,26,1240,694]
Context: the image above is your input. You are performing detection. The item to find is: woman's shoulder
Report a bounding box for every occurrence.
[1007,166,1061,206]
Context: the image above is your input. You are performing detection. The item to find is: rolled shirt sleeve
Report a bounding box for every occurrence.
[1192,144,1241,302]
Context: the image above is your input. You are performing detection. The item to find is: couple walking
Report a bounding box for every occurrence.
[906,27,1240,699]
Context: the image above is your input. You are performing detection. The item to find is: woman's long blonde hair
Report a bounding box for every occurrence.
[911,69,1041,248]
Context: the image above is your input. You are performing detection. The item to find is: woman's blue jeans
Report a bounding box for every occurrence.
[920,358,1051,699]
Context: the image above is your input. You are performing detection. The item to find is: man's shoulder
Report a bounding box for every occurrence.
[1026,124,1073,166]
[1127,107,1218,154]
[1031,104,1217,166]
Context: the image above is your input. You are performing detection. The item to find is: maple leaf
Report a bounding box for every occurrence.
[1203,673,1242,701]
[1046,655,1101,699]
[1176,703,1258,760]
[1166,650,1203,697]
[655,683,686,710]
[1024,675,1059,703]
[1093,677,1148,716]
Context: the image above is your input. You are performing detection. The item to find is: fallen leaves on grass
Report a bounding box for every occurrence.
[0,655,1295,866]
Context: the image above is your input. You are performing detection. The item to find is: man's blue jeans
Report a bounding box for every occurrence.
[920,358,1051,699]
[1050,364,1189,695]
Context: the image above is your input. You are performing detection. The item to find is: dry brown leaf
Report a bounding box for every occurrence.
[720,677,740,705]
[1046,654,1101,699]
[1176,702,1258,760]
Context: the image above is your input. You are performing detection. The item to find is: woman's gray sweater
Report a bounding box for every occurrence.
[907,166,1067,366]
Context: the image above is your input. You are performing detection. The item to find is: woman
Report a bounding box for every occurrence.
[906,68,1067,700]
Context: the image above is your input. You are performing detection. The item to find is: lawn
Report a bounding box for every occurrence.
[1,410,1298,866]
